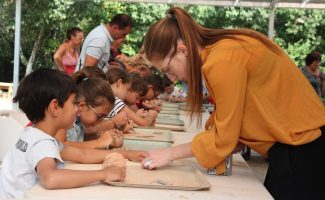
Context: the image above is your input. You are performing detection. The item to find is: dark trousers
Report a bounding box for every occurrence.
[264,126,325,200]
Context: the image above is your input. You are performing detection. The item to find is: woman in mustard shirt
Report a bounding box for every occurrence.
[140,7,325,200]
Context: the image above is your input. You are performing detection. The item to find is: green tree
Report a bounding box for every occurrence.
[1,1,325,81]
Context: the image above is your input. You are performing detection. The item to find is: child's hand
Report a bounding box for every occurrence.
[102,165,126,182]
[110,130,124,148]
[97,131,114,149]
[122,120,135,133]
[136,109,148,118]
[124,150,147,162]
[112,111,128,128]
[102,152,126,182]
[148,110,158,119]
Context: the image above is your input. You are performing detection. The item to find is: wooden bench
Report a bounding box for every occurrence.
[0,82,13,99]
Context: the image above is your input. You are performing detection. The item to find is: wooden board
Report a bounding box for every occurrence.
[161,102,180,108]
[106,165,210,191]
[123,140,172,151]
[159,110,180,115]
[124,130,174,143]
[157,114,180,120]
[156,118,184,126]
[160,107,179,111]
[137,124,185,132]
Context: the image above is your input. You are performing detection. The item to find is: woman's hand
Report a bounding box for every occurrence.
[141,148,172,169]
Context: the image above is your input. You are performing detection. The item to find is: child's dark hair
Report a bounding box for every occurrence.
[106,67,130,84]
[73,66,107,81]
[305,51,321,66]
[162,75,173,88]
[66,27,82,40]
[145,74,164,94]
[73,71,115,107]
[129,73,148,97]
[13,68,76,123]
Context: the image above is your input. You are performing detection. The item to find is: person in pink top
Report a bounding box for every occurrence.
[54,27,84,74]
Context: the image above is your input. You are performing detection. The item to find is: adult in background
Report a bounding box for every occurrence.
[301,51,324,97]
[54,27,84,74]
[140,7,325,200]
[76,14,133,72]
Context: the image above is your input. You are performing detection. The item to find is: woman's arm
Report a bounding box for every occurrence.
[141,143,193,169]
[53,44,66,71]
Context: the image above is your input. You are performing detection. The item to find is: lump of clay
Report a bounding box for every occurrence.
[103,152,126,169]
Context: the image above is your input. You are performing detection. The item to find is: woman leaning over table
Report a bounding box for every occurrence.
[140,7,325,200]
[54,27,84,74]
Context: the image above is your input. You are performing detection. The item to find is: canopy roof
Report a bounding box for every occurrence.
[117,0,325,9]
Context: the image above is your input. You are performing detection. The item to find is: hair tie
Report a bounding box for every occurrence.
[82,77,88,81]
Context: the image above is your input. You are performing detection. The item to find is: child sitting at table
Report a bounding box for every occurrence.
[125,73,149,113]
[54,69,144,152]
[94,68,157,132]
[54,69,123,149]
[0,69,145,200]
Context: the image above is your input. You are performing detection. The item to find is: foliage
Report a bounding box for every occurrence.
[1,1,325,81]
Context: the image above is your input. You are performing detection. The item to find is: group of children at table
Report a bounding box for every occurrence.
[0,65,180,199]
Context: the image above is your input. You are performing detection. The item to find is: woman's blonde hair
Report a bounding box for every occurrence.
[144,7,281,123]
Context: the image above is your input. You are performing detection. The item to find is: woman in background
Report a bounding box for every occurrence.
[54,27,84,74]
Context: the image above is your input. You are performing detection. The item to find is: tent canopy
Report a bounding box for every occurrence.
[117,0,325,9]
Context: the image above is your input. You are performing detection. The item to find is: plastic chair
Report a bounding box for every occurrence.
[0,109,29,127]
[0,116,24,162]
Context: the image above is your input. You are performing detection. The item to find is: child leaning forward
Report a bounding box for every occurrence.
[0,69,146,199]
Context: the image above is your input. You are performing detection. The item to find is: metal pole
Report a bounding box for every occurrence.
[13,0,22,110]
[268,0,277,39]
[268,7,275,39]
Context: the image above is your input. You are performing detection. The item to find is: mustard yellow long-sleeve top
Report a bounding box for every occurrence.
[192,35,325,174]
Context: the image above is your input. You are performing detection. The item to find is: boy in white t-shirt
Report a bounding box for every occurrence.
[0,69,145,199]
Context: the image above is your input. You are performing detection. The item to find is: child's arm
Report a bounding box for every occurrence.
[36,157,125,189]
[55,129,114,149]
[61,145,147,164]
[123,107,157,127]
[95,111,128,131]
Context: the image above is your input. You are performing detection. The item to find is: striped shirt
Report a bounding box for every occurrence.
[107,97,125,118]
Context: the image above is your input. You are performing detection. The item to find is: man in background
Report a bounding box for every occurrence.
[76,14,133,72]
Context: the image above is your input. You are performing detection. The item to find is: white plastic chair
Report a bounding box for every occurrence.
[0,116,24,162]
[0,109,29,127]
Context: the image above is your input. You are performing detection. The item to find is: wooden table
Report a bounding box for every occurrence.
[24,110,273,200]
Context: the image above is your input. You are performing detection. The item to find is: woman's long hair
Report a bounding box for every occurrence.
[144,7,281,124]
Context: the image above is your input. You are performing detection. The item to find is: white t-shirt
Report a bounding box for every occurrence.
[107,97,125,119]
[76,24,113,72]
[0,127,64,199]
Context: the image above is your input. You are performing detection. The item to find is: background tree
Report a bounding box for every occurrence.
[1,1,325,81]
